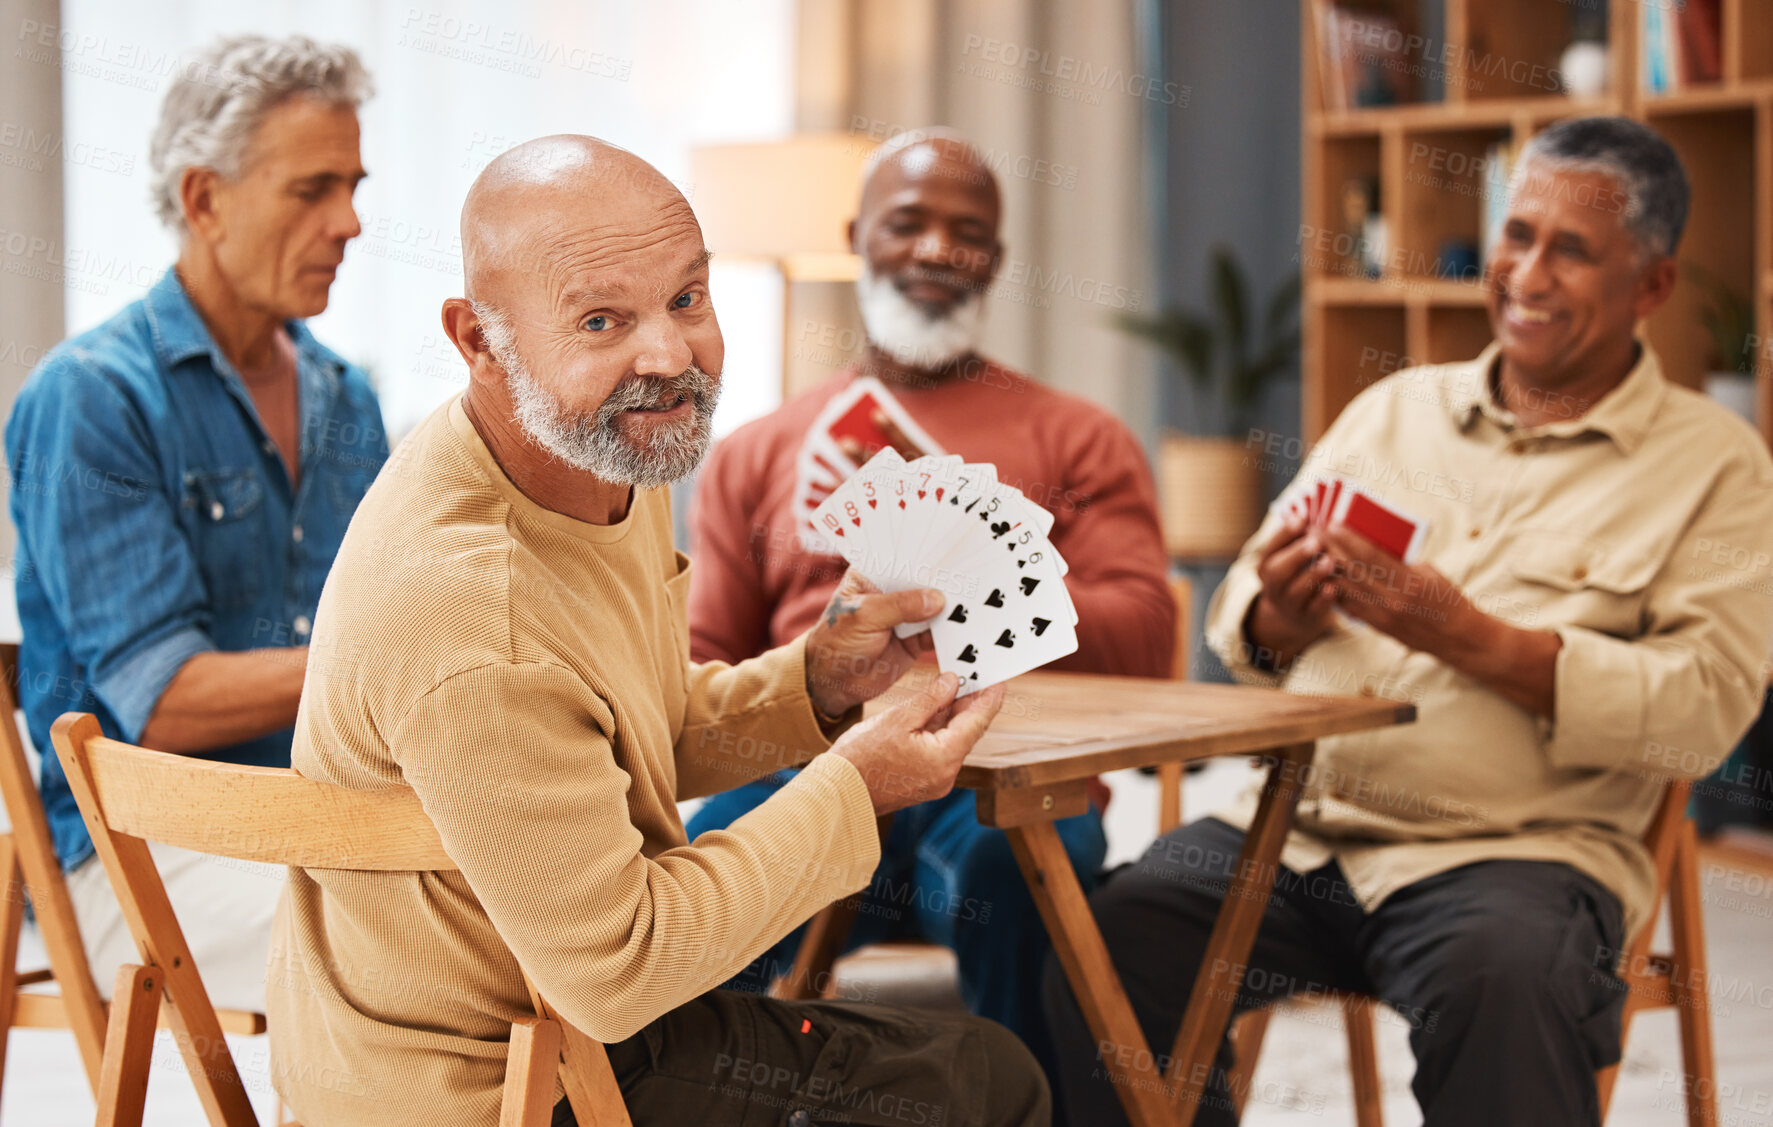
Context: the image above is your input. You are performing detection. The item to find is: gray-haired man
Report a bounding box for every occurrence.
[6,34,386,1012]
[1044,117,1773,1125]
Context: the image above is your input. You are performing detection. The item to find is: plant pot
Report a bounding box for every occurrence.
[1157,435,1265,561]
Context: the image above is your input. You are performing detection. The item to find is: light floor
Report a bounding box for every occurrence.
[6,761,1771,1125]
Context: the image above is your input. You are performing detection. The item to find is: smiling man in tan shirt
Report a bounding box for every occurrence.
[1044,118,1773,1127]
[267,136,1048,1127]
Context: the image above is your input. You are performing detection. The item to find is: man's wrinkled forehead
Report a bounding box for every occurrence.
[539,206,709,314]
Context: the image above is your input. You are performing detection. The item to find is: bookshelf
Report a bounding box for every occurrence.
[1301,0,1773,446]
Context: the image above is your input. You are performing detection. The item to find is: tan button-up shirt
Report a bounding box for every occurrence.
[1206,343,1773,937]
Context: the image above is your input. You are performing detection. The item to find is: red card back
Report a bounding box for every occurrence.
[826,393,894,453]
[1339,492,1416,559]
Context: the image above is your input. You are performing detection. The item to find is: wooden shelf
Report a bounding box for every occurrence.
[1302,0,1773,446]
[1312,277,1489,307]
[1313,96,1618,137]
[1640,84,1773,116]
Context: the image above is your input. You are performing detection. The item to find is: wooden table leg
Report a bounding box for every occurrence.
[1163,743,1313,1124]
[1007,820,1179,1126]
[773,814,895,1001]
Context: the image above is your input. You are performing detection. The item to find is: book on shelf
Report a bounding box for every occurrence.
[1312,1,1411,112]
[1641,0,1722,95]
[1480,138,1516,266]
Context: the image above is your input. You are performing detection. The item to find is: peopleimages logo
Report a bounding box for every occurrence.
[960,34,1190,108]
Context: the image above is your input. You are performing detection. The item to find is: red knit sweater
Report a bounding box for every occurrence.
[688,361,1175,678]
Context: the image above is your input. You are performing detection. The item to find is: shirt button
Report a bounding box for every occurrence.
[209,501,225,520]
[1572,565,1588,581]
[1468,527,1481,539]
[292,524,305,543]
[787,1112,810,1127]
[1359,684,1376,697]
[261,441,275,455]
[293,615,312,637]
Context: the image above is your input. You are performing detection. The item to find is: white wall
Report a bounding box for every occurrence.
[55,0,797,440]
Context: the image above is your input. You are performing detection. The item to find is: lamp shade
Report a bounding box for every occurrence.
[688,134,873,281]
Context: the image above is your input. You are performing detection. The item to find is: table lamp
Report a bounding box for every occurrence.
[689,133,873,397]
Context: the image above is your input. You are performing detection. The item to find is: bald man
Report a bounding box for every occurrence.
[267,136,1049,1127]
[686,130,1173,1074]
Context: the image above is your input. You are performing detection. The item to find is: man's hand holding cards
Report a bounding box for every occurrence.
[809,449,1078,695]
[1277,474,1428,563]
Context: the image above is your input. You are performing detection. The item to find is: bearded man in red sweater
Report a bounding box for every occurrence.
[686,129,1174,1074]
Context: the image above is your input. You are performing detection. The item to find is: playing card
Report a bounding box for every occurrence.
[809,449,1079,692]
[823,376,944,463]
[1329,484,1427,563]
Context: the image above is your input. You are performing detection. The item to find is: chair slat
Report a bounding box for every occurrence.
[79,736,454,871]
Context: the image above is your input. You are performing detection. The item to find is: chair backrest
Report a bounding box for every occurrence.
[0,645,109,1089]
[49,711,630,1127]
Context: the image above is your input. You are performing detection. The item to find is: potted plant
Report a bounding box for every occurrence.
[1118,246,1302,560]
[1684,262,1757,424]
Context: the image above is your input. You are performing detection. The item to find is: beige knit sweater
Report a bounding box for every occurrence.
[267,398,881,1126]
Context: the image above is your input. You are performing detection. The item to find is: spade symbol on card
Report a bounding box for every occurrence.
[990,520,1011,539]
[958,644,979,663]
[995,629,1016,648]
[985,588,1005,608]
[1019,577,1040,596]
[1031,617,1051,637]
[948,605,969,623]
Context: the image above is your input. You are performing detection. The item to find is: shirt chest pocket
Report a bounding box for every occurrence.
[181,468,265,610]
[1505,530,1659,639]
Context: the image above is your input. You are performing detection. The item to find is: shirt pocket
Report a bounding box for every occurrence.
[181,467,265,611]
[1506,530,1659,639]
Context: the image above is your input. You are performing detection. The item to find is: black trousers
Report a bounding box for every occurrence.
[1040,818,1628,1127]
[552,987,1050,1126]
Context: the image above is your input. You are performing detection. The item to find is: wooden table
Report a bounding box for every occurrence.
[785,669,1414,1127]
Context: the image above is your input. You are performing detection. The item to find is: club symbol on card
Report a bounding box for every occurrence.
[984,589,1005,608]
[995,629,1016,648]
[1019,577,1040,596]
[990,520,1011,539]
[958,644,979,663]
[947,605,969,623]
[1031,617,1051,637]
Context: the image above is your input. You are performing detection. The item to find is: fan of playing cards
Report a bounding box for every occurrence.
[809,449,1079,695]
[1283,475,1428,562]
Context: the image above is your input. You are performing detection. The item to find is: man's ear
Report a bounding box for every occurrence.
[440,298,503,388]
[847,217,860,255]
[180,167,225,243]
[1632,253,1679,322]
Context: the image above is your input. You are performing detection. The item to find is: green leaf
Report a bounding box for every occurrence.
[1211,246,1249,371]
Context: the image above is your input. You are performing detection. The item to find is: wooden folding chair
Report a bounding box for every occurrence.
[1227,780,1717,1126]
[49,710,635,1127]
[0,644,274,1114]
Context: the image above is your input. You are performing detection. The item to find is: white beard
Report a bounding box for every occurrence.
[854,265,985,372]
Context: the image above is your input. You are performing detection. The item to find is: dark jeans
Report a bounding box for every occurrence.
[550,988,1049,1126]
[1041,818,1628,1127]
[687,773,1107,1047]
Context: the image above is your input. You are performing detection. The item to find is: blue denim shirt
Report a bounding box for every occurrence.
[6,268,388,870]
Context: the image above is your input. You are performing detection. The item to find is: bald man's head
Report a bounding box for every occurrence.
[850,130,1002,373]
[444,134,723,490]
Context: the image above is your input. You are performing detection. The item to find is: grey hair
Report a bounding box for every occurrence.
[149,34,372,232]
[1515,116,1689,258]
[470,300,519,363]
